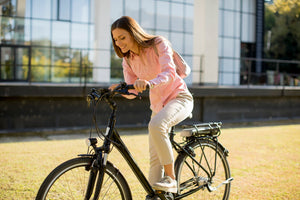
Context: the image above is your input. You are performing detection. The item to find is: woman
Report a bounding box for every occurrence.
[110,16,193,194]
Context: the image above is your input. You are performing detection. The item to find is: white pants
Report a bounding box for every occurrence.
[148,90,194,185]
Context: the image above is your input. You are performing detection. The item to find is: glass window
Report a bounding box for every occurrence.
[111,0,123,22]
[32,0,51,19]
[31,47,51,65]
[223,38,235,57]
[31,47,51,82]
[1,0,16,16]
[224,0,235,10]
[186,0,194,4]
[185,4,193,33]
[0,17,30,45]
[234,12,240,38]
[59,0,71,21]
[125,0,139,22]
[223,10,234,37]
[71,49,81,68]
[71,0,89,23]
[234,0,241,11]
[31,65,51,82]
[31,19,51,46]
[184,33,193,55]
[170,32,183,52]
[156,1,170,31]
[51,48,70,82]
[1,17,14,43]
[141,0,155,29]
[15,47,29,80]
[219,10,224,36]
[241,13,255,42]
[1,47,14,80]
[90,0,95,23]
[52,21,70,47]
[222,58,234,72]
[171,3,183,32]
[71,23,89,49]
[89,24,94,49]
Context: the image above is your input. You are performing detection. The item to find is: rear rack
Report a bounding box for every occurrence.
[180,122,222,137]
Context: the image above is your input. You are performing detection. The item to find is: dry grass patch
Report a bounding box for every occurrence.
[0,124,299,199]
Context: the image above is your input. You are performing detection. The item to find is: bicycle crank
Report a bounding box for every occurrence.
[207,177,234,192]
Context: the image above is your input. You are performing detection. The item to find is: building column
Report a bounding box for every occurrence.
[193,0,219,85]
[256,0,264,74]
[93,0,111,83]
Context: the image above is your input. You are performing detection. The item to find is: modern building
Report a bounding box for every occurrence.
[1,0,299,132]
[2,0,292,86]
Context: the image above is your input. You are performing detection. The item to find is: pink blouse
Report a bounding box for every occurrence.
[122,36,188,113]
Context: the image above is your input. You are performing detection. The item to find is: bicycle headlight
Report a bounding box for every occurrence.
[85,138,97,146]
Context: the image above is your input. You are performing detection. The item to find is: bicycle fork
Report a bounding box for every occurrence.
[84,151,107,200]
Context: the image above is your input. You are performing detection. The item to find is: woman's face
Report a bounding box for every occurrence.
[112,28,137,54]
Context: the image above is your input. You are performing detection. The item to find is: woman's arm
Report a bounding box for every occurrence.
[149,37,177,88]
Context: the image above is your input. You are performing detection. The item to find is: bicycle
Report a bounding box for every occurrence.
[36,82,233,200]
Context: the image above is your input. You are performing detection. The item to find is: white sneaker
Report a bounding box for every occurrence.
[152,176,177,193]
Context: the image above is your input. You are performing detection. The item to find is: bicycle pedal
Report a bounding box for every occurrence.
[155,191,174,200]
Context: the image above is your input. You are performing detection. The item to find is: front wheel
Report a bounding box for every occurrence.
[175,139,231,200]
[36,157,132,200]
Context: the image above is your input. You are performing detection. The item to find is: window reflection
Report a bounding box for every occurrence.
[71,23,89,49]
[171,3,183,32]
[15,48,29,80]
[141,0,155,28]
[52,21,70,47]
[31,47,50,65]
[1,47,14,80]
[72,0,89,23]
[156,1,170,31]
[170,32,183,52]
[32,0,51,19]
[31,47,50,82]
[111,0,123,22]
[32,20,51,46]
[125,0,139,22]
[59,0,71,21]
[51,48,70,82]
[185,5,193,33]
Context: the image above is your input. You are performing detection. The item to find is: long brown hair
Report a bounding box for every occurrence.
[111,16,158,58]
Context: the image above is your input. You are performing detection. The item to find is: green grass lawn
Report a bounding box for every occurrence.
[0,124,300,199]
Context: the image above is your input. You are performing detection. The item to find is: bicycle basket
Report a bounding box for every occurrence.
[180,122,222,137]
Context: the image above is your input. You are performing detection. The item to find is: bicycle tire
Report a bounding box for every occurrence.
[36,157,132,200]
[175,139,231,200]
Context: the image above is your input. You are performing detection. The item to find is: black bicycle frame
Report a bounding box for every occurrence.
[95,98,157,198]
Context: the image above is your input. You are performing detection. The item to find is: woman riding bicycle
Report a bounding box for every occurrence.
[110,16,193,194]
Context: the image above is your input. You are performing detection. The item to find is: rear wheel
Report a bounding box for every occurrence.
[175,139,231,200]
[36,157,132,200]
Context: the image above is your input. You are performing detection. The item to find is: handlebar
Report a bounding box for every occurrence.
[87,82,148,102]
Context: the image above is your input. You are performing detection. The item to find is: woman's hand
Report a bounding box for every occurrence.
[109,83,136,99]
[134,79,150,93]
[109,83,119,91]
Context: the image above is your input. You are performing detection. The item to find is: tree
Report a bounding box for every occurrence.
[264,0,300,60]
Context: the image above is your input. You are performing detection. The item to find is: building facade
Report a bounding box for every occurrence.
[2,0,287,86]
[1,0,300,133]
